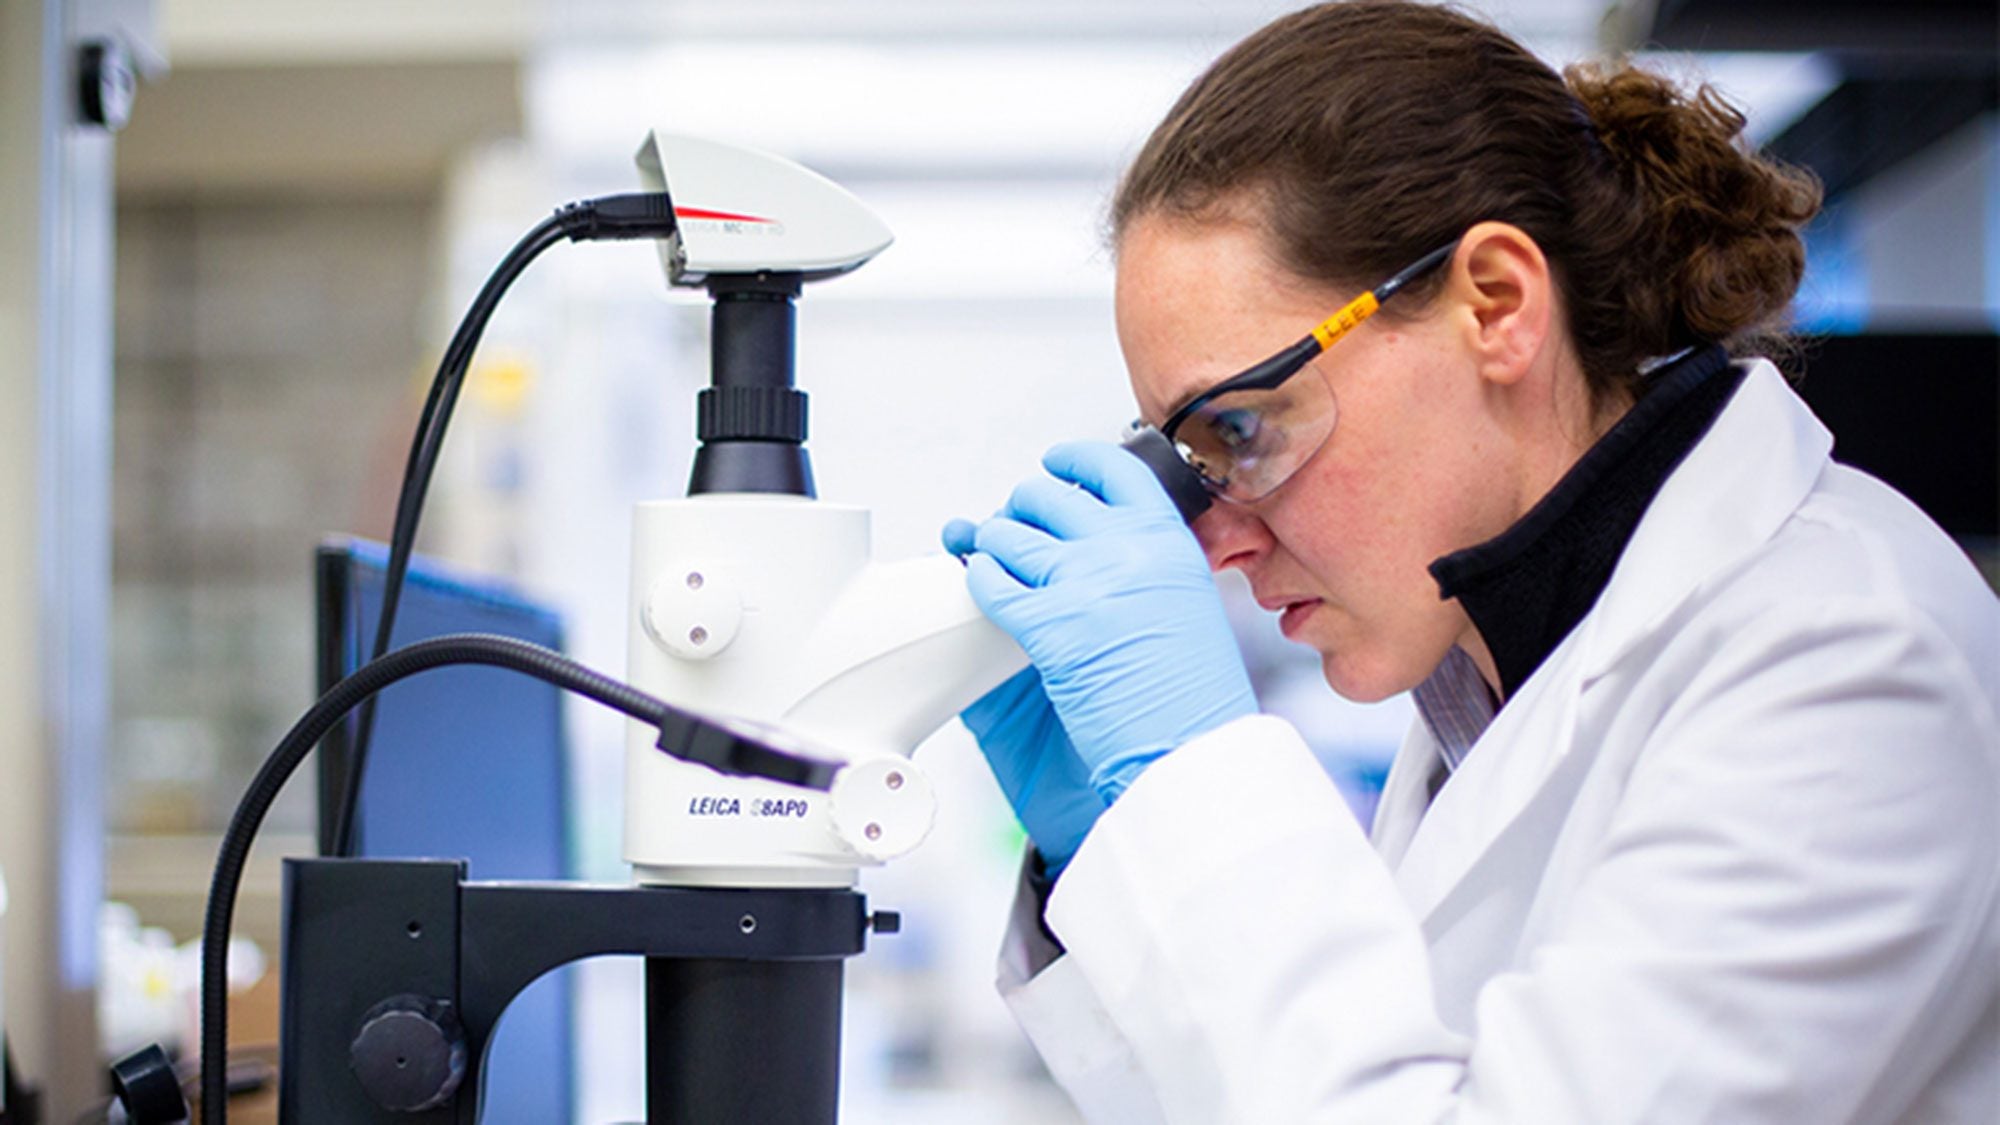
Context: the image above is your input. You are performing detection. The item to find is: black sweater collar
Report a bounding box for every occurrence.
[1428,345,1742,700]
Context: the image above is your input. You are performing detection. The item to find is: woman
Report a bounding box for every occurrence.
[943,2,2000,1121]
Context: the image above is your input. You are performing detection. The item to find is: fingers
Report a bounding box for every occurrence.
[951,504,1070,602]
[1006,476,1108,540]
[951,440,1173,608]
[1043,440,1175,513]
[942,517,979,557]
[953,441,1170,561]
[972,518,1063,588]
[964,551,1028,619]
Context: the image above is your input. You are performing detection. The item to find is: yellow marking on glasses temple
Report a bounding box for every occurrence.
[1309,291,1381,351]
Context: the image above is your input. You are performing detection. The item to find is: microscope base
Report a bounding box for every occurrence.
[279,859,874,1123]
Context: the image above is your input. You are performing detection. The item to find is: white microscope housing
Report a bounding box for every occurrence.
[624,133,1027,889]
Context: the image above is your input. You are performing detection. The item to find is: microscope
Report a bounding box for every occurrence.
[274,134,1031,1123]
[112,129,1213,1124]
[96,133,1031,1125]
[609,132,1037,1121]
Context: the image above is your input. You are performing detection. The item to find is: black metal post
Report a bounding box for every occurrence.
[646,957,843,1124]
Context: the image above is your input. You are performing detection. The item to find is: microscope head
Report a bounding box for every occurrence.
[636,131,894,287]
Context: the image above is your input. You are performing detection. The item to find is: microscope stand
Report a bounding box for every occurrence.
[278,858,888,1123]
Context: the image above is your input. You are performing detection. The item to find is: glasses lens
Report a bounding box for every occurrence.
[1172,364,1336,502]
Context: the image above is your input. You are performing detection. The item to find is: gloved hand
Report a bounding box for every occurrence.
[945,441,1258,803]
[957,667,1105,874]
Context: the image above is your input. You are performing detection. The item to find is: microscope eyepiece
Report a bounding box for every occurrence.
[1120,426,1214,525]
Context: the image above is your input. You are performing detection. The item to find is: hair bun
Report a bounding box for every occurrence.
[1567,62,1822,350]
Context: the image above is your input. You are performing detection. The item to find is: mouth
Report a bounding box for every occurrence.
[1259,595,1324,638]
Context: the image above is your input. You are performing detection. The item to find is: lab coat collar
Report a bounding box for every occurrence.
[1371,719,1439,868]
[1429,345,1737,698]
[1380,359,1832,922]
[1578,359,1831,684]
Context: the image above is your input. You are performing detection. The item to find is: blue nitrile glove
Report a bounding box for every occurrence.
[945,441,1258,803]
[946,516,1104,871]
[957,666,1105,874]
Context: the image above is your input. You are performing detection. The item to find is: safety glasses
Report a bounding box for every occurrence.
[1135,239,1460,510]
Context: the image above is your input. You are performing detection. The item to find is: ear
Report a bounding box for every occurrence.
[1447,221,1553,388]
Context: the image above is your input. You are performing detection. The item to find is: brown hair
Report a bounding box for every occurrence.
[1111,0,1823,400]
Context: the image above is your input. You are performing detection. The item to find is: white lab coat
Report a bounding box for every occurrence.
[998,360,2000,1123]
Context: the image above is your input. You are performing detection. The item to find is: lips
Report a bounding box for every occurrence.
[1259,594,1324,638]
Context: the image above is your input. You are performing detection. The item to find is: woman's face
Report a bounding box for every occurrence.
[1116,211,1524,701]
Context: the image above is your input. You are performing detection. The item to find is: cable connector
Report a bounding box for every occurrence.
[555,192,679,242]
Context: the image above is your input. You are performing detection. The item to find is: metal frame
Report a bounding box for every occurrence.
[279,859,882,1123]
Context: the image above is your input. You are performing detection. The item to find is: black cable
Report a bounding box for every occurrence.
[330,193,680,858]
[201,631,838,1124]
[331,216,565,857]
[206,636,662,1122]
[193,193,735,1120]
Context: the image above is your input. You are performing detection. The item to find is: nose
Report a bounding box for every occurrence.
[1191,500,1273,573]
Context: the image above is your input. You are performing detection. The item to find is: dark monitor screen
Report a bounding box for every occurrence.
[315,538,572,1123]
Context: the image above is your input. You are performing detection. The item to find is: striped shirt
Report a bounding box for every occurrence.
[1411,644,1496,773]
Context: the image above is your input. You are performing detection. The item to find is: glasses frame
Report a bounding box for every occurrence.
[1154,238,1461,500]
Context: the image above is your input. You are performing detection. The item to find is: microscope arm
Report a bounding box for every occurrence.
[758,553,1027,862]
[782,554,1028,756]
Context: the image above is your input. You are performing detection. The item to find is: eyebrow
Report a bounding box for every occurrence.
[1152,361,1243,429]
[1158,381,1210,426]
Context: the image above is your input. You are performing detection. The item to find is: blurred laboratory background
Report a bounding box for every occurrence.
[1,0,1993,1121]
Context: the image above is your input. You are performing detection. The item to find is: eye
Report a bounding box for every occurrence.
[1207,407,1261,451]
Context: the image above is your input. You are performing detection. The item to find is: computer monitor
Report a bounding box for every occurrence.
[315,538,573,1123]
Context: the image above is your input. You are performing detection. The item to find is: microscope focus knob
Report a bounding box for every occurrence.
[828,756,937,861]
[349,995,467,1112]
[645,565,744,660]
